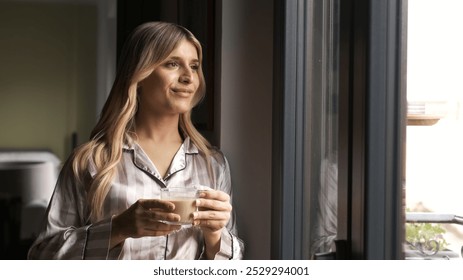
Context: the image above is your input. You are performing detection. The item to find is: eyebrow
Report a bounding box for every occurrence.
[168,56,199,64]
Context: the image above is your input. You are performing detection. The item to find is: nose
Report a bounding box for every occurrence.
[179,75,191,84]
[179,68,193,84]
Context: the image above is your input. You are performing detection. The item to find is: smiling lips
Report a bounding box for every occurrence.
[171,88,194,96]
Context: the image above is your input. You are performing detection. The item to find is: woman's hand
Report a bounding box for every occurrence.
[193,190,232,259]
[110,199,181,248]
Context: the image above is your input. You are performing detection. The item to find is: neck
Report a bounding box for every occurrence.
[135,113,182,144]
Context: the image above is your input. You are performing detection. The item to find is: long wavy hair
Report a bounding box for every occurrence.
[71,22,212,221]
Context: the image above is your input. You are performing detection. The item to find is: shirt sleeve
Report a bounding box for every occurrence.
[27,159,114,260]
[207,155,245,260]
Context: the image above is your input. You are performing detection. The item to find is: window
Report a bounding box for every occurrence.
[305,0,340,257]
[273,0,405,260]
[272,0,340,259]
[405,0,463,260]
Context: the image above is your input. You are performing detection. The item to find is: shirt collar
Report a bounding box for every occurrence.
[182,136,199,155]
[123,136,199,154]
[123,135,199,182]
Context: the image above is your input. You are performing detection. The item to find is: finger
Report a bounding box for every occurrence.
[138,199,175,211]
[148,210,181,223]
[147,231,173,236]
[193,210,230,221]
[196,198,232,212]
[199,190,230,202]
[194,219,228,231]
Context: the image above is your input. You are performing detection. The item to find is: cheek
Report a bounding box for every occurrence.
[144,71,173,92]
[192,82,201,97]
[193,76,201,91]
[147,82,171,98]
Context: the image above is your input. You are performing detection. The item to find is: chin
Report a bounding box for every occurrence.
[174,105,193,115]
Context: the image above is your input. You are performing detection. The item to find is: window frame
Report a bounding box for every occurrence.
[271,0,407,260]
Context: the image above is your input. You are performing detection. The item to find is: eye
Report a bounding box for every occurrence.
[165,61,179,68]
[190,64,200,72]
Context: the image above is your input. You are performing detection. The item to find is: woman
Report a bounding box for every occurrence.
[28,22,244,260]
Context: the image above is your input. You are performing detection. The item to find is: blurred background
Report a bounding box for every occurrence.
[0,0,274,260]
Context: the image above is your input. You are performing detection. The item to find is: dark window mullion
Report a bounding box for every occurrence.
[366,0,406,260]
[271,0,308,260]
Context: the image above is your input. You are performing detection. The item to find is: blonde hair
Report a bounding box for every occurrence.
[71,22,212,221]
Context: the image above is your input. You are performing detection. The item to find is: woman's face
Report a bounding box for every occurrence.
[138,39,200,118]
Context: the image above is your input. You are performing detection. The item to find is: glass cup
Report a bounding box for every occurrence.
[160,187,199,225]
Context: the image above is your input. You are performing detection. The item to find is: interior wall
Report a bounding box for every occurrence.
[220,0,274,259]
[0,2,97,161]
